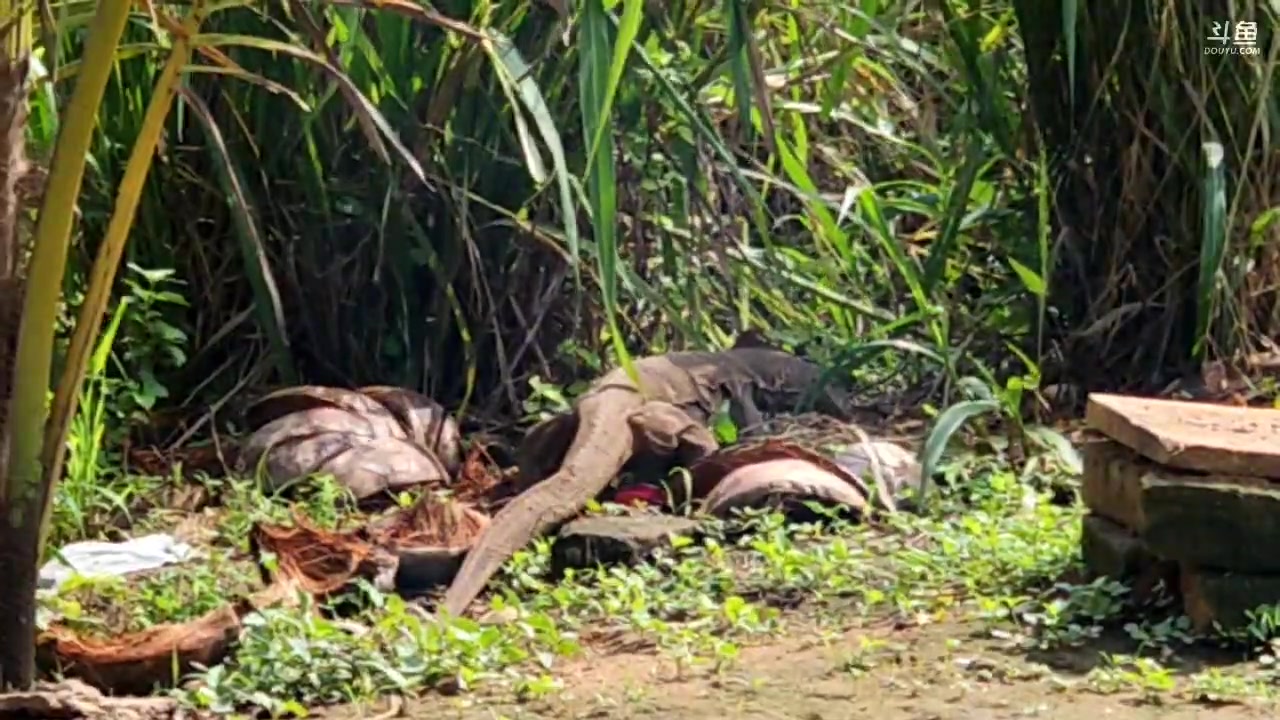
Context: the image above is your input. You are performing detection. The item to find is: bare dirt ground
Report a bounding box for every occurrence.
[330,618,1275,720]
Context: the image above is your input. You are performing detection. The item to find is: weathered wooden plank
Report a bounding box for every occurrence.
[1141,477,1280,573]
[1180,565,1280,633]
[1086,393,1280,478]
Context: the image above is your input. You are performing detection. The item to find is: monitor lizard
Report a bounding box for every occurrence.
[439,347,864,617]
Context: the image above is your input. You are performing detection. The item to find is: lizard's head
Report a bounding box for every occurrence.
[731,329,820,363]
[730,346,856,420]
[788,365,857,420]
[731,330,812,361]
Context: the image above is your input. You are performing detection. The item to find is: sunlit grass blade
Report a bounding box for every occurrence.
[921,138,984,293]
[181,87,296,386]
[191,33,431,188]
[182,65,312,110]
[1031,142,1052,361]
[1194,141,1227,360]
[579,0,631,381]
[616,16,774,251]
[1,0,133,688]
[722,0,756,142]
[917,399,1002,507]
[483,29,580,275]
[584,0,642,169]
[774,135,850,259]
[37,2,211,553]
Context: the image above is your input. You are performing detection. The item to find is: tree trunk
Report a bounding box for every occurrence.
[0,50,36,690]
[0,530,40,689]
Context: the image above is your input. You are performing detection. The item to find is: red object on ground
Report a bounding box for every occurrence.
[613,484,666,508]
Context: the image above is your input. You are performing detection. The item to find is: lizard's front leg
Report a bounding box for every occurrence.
[724,381,765,432]
[626,401,719,467]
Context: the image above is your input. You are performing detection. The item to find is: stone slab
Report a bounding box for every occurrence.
[1081,440,1150,532]
[1180,565,1280,633]
[1086,393,1280,478]
[1082,439,1276,535]
[1141,476,1280,573]
[1080,514,1155,580]
[550,514,701,576]
[1081,514,1177,604]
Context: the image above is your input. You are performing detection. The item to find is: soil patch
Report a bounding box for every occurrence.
[326,618,1278,719]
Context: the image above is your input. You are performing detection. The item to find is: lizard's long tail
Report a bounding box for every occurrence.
[440,390,641,617]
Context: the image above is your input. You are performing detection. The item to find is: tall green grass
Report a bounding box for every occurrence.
[29,0,1277,450]
[1015,0,1278,382]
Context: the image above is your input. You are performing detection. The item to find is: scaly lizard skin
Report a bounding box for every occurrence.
[439,347,853,617]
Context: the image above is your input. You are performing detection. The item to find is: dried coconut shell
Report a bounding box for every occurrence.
[238,385,462,503]
[41,604,245,695]
[357,385,463,475]
[370,495,491,592]
[700,458,870,518]
[830,440,920,507]
[252,519,399,597]
[244,385,403,432]
[0,678,177,720]
[239,414,450,503]
[687,439,872,501]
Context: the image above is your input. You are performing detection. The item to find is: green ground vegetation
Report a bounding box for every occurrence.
[0,0,1276,711]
